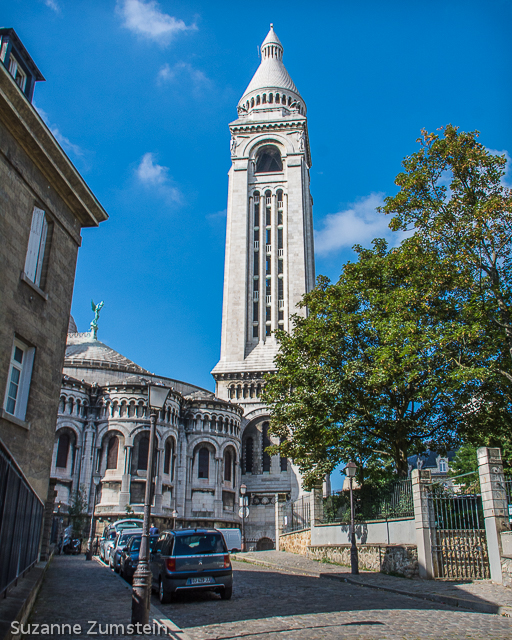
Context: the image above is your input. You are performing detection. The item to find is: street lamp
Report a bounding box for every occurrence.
[240,484,247,552]
[345,461,359,575]
[132,383,170,626]
[172,509,178,530]
[85,484,98,561]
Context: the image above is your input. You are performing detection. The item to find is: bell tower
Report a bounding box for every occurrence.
[212,25,315,412]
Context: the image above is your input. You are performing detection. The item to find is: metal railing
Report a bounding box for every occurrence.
[254,241,259,250]
[285,496,311,532]
[278,248,284,257]
[0,441,44,597]
[322,479,414,524]
[504,475,512,506]
[266,244,272,253]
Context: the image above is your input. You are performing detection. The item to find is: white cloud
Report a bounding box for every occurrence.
[34,103,84,158]
[116,0,196,44]
[315,193,406,256]
[135,152,181,203]
[157,62,210,90]
[44,0,60,12]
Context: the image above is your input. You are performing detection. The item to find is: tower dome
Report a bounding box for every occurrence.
[237,25,305,117]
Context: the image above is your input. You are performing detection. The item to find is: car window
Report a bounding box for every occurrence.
[173,534,226,556]
[130,537,141,552]
[109,531,117,540]
[149,536,158,552]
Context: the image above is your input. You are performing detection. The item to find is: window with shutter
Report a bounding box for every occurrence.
[3,337,35,421]
[24,207,49,287]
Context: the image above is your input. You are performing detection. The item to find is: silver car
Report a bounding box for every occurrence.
[110,529,142,571]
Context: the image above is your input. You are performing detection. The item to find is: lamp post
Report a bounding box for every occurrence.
[240,483,247,552]
[345,461,359,575]
[85,483,98,561]
[172,509,178,530]
[132,383,170,626]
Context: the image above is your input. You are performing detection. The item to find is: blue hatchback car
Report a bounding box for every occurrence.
[150,529,233,603]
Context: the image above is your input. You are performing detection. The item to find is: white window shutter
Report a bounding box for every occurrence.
[16,346,35,421]
[8,55,17,77]
[34,215,48,286]
[24,207,45,282]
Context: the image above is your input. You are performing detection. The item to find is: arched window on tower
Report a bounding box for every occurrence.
[164,440,173,475]
[255,145,283,173]
[137,436,149,470]
[56,433,70,468]
[198,447,209,478]
[107,435,119,469]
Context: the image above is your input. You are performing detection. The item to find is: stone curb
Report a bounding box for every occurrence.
[0,554,54,640]
[94,557,193,639]
[232,555,512,618]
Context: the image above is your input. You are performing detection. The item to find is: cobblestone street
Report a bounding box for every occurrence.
[25,555,512,640]
[156,561,512,640]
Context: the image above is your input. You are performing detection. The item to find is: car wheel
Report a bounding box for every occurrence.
[221,585,232,600]
[114,560,119,573]
[159,579,172,605]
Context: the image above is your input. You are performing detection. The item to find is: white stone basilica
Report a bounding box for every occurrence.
[52,26,315,549]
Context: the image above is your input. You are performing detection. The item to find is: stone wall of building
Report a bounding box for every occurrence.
[501,556,512,588]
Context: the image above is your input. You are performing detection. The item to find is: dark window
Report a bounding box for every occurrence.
[173,533,226,556]
[244,437,253,474]
[253,325,258,338]
[266,325,271,336]
[164,440,172,475]
[224,450,232,482]
[262,422,271,472]
[278,278,284,299]
[278,310,284,321]
[198,447,209,478]
[278,259,283,274]
[280,438,288,472]
[138,436,149,470]
[266,208,271,226]
[255,145,283,173]
[266,258,271,275]
[107,436,119,469]
[266,306,271,321]
[266,279,271,295]
[266,228,271,244]
[254,253,259,275]
[278,228,283,248]
[253,302,259,322]
[56,433,70,468]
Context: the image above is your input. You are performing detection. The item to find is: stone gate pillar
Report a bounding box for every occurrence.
[412,469,434,579]
[477,447,509,584]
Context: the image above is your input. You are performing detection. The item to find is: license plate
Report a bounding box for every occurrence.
[188,577,213,585]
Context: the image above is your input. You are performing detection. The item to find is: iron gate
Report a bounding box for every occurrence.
[428,489,489,579]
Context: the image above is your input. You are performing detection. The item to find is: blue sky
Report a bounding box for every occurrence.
[5,1,511,487]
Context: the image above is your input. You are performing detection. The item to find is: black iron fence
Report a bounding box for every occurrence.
[322,479,414,524]
[0,441,44,597]
[428,486,489,579]
[285,495,311,532]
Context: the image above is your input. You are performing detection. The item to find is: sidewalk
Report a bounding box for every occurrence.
[21,555,190,640]
[232,550,512,617]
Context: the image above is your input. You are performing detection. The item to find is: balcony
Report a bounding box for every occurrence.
[278,248,284,257]
[254,196,260,203]
[266,295,272,304]
[254,240,259,250]
[254,291,259,301]
[277,201,283,209]
[266,197,271,206]
[266,244,272,253]
[278,299,285,309]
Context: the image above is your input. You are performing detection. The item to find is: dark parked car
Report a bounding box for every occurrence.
[119,534,158,582]
[149,529,233,604]
[110,529,142,571]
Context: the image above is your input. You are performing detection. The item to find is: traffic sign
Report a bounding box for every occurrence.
[239,507,249,518]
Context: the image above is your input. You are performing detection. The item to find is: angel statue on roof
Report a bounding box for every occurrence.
[90,300,104,339]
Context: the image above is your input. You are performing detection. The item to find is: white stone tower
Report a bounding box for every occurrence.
[212,24,315,409]
[212,25,315,548]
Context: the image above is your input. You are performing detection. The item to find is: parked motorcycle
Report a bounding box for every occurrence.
[62,537,81,555]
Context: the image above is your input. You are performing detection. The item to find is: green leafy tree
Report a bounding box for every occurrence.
[381,125,512,462]
[382,124,512,383]
[68,485,88,539]
[448,444,480,493]
[263,239,469,487]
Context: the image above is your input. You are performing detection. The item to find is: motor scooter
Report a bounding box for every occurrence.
[62,537,81,555]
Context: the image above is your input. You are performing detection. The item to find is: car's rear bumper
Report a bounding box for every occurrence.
[162,570,233,593]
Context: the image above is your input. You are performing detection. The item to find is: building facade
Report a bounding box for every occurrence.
[0,26,107,586]
[51,327,244,535]
[211,25,315,546]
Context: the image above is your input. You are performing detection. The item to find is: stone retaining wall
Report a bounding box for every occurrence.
[279,531,419,578]
[279,529,311,555]
[502,556,512,588]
